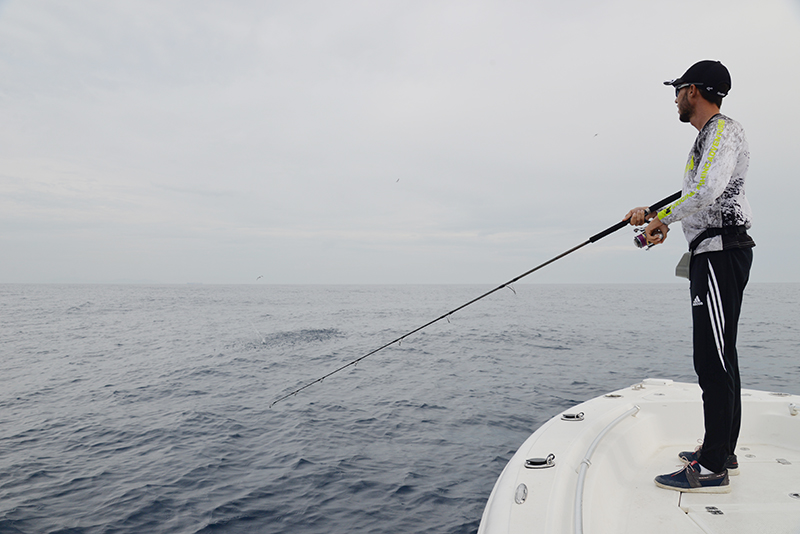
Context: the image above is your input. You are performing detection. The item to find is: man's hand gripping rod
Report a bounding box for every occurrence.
[270,191,681,408]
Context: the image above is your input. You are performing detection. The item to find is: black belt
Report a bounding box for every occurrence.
[689,226,748,251]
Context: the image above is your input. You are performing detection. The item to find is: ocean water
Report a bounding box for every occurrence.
[1,283,798,534]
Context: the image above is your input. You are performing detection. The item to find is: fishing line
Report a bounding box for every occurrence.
[270,191,681,408]
[249,320,266,345]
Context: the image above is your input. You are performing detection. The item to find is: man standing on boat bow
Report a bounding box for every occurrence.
[625,60,755,493]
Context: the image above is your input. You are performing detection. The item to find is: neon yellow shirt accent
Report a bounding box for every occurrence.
[657,119,726,221]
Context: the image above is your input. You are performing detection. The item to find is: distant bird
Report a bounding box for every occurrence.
[256,275,263,280]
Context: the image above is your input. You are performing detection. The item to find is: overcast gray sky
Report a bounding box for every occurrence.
[2,0,798,284]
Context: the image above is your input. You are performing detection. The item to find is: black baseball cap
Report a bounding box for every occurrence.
[663,60,731,97]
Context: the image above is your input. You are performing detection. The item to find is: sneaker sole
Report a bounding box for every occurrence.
[654,479,732,493]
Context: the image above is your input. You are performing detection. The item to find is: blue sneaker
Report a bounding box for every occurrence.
[654,461,731,493]
[679,447,739,476]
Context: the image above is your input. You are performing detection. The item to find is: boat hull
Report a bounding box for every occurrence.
[478,379,800,534]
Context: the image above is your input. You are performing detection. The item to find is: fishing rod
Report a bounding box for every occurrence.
[270,191,681,408]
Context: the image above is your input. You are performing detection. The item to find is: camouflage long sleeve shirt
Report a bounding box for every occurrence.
[657,114,753,254]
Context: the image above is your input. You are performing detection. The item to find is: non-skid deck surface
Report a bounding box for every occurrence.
[621,444,800,534]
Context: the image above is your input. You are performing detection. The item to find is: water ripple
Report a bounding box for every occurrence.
[0,283,796,533]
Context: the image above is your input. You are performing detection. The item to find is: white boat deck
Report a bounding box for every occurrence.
[626,443,800,533]
[478,379,800,534]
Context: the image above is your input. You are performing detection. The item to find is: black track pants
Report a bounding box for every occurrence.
[691,248,753,474]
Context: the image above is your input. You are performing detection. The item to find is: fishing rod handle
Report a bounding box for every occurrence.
[588,191,680,243]
[646,190,682,215]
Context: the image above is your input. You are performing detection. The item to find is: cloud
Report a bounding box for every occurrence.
[1,0,798,283]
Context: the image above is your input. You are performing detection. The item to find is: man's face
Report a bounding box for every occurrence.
[676,86,693,123]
